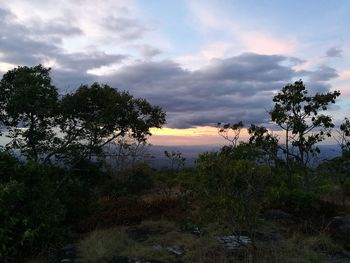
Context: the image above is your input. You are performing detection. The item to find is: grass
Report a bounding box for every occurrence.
[77,219,344,263]
[77,220,227,263]
[77,223,174,262]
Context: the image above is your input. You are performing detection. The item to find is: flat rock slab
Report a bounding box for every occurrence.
[217,235,252,250]
[165,245,185,256]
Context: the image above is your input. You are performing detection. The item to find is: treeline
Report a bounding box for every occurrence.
[1,65,350,262]
[0,65,166,261]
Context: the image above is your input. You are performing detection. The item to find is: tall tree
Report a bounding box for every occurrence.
[0,65,59,161]
[0,66,166,163]
[52,83,166,163]
[270,80,340,168]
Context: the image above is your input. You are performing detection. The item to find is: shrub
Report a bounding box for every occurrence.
[0,160,67,261]
[102,164,155,198]
[192,152,271,238]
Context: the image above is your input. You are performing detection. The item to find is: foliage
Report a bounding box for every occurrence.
[248,124,280,166]
[338,117,350,153]
[217,121,244,147]
[218,121,281,166]
[104,138,153,172]
[0,65,166,164]
[270,80,340,167]
[101,164,155,198]
[0,65,59,161]
[318,151,350,204]
[193,152,271,236]
[79,196,182,232]
[164,150,186,170]
[56,82,166,163]
[0,155,66,261]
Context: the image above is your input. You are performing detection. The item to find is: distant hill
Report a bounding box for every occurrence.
[146,144,342,169]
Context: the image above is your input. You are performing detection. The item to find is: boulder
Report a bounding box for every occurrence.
[165,244,185,256]
[217,235,252,251]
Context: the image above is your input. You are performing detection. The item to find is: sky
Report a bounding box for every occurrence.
[0,0,350,146]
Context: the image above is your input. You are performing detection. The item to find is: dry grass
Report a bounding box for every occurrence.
[77,220,344,263]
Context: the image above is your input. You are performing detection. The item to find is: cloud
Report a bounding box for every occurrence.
[138,45,162,60]
[240,32,297,55]
[101,53,330,128]
[298,66,338,82]
[326,47,342,57]
[0,2,340,129]
[0,7,128,90]
[338,69,350,80]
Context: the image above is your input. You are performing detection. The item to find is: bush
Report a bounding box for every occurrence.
[192,152,271,236]
[0,159,67,261]
[102,164,154,197]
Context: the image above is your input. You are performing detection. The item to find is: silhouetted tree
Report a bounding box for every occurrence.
[0,65,166,163]
[270,80,340,188]
[164,150,186,170]
[0,65,59,161]
[50,82,166,163]
[217,121,244,147]
[270,80,340,167]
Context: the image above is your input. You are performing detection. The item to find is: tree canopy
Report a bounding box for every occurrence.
[0,65,166,163]
[270,80,340,166]
[0,65,59,161]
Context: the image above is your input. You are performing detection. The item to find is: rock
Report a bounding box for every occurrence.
[263,209,293,221]
[217,235,252,251]
[191,225,201,236]
[150,244,163,250]
[165,245,185,256]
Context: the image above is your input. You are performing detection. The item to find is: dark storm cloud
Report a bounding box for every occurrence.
[0,7,338,129]
[102,53,322,128]
[197,54,295,82]
[50,52,127,90]
[298,66,338,82]
[326,47,342,58]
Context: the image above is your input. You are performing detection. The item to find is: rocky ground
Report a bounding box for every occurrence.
[51,210,350,263]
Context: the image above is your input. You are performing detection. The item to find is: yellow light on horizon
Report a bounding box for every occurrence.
[150,126,219,137]
[149,126,253,146]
